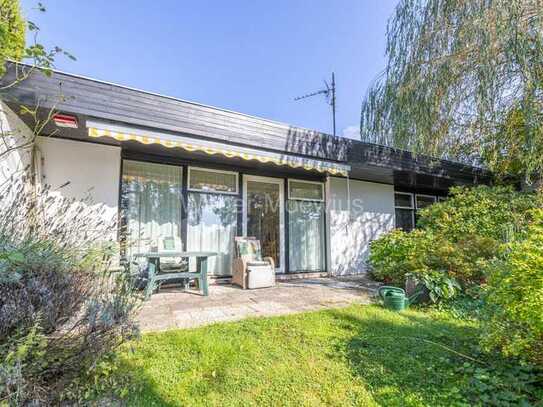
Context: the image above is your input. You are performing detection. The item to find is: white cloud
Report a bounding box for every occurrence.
[341,125,360,140]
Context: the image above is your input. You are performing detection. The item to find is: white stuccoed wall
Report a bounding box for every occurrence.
[0,101,34,185]
[326,177,395,275]
[36,136,121,220]
[0,103,121,213]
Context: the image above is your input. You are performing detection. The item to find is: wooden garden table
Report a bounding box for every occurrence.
[134,251,217,298]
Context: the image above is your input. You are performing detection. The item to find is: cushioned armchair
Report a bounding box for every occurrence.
[232,237,275,289]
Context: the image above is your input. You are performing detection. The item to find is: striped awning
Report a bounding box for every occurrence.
[86,120,350,176]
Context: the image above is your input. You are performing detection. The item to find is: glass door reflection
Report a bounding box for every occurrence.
[243,176,284,271]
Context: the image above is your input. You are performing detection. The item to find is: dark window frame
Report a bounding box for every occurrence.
[394,191,442,231]
[394,192,415,231]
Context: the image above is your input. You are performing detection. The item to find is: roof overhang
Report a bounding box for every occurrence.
[0,63,490,187]
[86,120,350,177]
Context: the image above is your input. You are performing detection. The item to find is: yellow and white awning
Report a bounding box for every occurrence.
[86,120,350,176]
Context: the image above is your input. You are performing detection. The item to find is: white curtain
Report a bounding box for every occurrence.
[189,168,237,193]
[186,193,237,276]
[121,160,183,259]
[288,200,325,272]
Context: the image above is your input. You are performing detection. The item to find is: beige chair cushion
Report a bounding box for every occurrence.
[235,238,262,262]
[246,265,275,289]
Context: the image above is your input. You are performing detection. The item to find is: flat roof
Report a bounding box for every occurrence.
[0,62,490,188]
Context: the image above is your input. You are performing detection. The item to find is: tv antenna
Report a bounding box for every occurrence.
[294,72,336,137]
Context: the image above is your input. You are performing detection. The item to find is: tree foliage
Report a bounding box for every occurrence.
[0,0,25,76]
[361,0,543,183]
[0,1,75,85]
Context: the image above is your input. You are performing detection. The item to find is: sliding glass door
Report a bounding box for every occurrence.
[287,180,326,272]
[243,175,285,272]
[186,167,238,276]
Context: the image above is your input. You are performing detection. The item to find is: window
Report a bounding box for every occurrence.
[186,167,239,276]
[394,192,442,231]
[186,193,237,276]
[287,180,325,272]
[288,180,324,201]
[394,192,413,208]
[188,167,238,194]
[394,192,415,232]
[416,194,437,210]
[121,160,183,258]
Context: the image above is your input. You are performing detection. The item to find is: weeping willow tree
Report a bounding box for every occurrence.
[361,0,543,183]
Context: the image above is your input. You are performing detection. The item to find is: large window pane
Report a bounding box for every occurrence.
[395,208,414,232]
[121,160,183,258]
[288,200,325,272]
[187,193,237,276]
[188,167,238,193]
[416,195,436,210]
[289,180,324,201]
[395,193,413,208]
[246,180,282,267]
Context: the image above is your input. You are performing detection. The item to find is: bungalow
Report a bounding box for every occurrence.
[0,64,489,280]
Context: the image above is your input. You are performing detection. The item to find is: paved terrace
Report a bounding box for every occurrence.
[138,276,379,332]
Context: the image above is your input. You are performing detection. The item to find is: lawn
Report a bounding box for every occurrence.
[117,304,492,406]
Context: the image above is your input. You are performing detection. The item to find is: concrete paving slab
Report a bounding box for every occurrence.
[138,275,376,332]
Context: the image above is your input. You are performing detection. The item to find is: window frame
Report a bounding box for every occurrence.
[119,159,185,259]
[394,192,415,231]
[394,191,414,209]
[286,179,326,273]
[187,166,239,195]
[415,194,437,210]
[287,179,325,202]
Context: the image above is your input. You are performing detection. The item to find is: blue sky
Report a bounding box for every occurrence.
[21,0,397,138]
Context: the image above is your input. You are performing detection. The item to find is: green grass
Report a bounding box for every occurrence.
[117,305,486,406]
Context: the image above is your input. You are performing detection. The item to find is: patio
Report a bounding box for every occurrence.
[138,275,379,331]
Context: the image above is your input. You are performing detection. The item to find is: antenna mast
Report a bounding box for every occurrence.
[294,72,336,137]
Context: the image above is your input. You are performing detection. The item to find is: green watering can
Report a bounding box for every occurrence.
[378,286,421,312]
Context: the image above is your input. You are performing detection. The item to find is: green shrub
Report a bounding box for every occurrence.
[482,209,543,367]
[0,178,141,404]
[368,229,429,285]
[418,185,540,242]
[370,229,499,292]
[417,234,500,285]
[369,186,540,302]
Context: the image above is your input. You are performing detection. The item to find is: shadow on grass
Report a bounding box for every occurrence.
[326,307,479,406]
[115,322,276,406]
[114,306,481,406]
[117,362,179,407]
